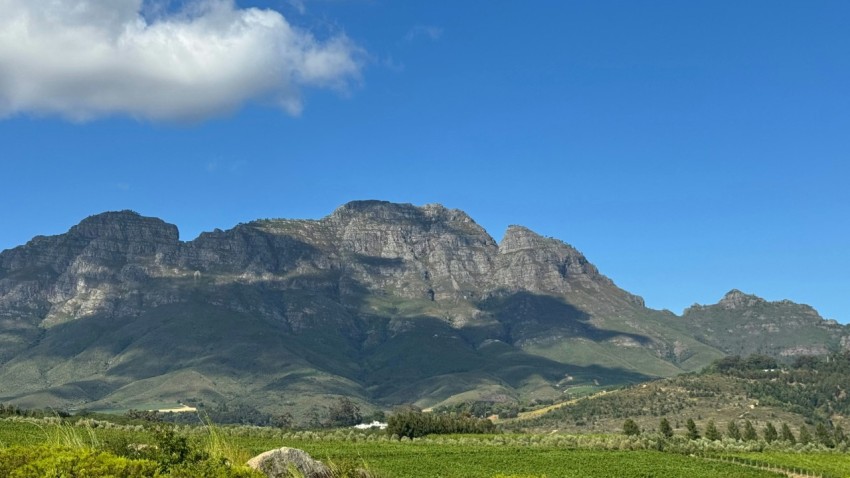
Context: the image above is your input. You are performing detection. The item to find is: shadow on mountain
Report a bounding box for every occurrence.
[476,290,652,346]
[0,276,654,411]
[357,313,652,403]
[348,254,404,269]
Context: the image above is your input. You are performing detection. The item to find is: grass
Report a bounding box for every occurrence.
[731,452,850,477]
[238,440,782,478]
[525,339,684,378]
[5,418,850,477]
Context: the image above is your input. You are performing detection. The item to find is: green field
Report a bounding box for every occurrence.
[730,452,850,478]
[3,418,836,477]
[247,441,782,478]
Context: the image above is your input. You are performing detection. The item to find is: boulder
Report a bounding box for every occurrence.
[247,447,331,478]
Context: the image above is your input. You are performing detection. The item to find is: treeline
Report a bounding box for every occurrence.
[0,403,69,419]
[432,400,521,419]
[161,402,293,427]
[624,417,847,448]
[387,410,497,438]
[705,354,779,375]
[159,397,382,429]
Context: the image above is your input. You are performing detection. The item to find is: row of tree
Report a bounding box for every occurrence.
[387,409,497,438]
[624,417,846,447]
[0,403,69,419]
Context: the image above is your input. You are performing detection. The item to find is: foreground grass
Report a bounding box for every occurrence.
[2,419,841,477]
[0,419,261,477]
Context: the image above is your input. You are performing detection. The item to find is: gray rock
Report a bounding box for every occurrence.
[247,447,331,478]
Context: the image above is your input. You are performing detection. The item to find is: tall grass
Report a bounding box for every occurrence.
[36,419,101,449]
[197,412,253,466]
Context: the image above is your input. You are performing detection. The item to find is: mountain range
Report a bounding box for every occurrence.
[0,201,846,422]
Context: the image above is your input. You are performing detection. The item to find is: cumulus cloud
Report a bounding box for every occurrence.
[0,0,364,121]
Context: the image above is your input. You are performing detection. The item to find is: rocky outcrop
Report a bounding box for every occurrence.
[496,225,611,294]
[247,447,331,478]
[716,290,766,310]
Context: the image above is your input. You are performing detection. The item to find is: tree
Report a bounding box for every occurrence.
[685,418,700,440]
[780,423,796,444]
[125,409,162,423]
[326,397,362,427]
[623,418,640,436]
[659,418,673,438]
[798,425,812,445]
[834,425,846,445]
[704,420,721,441]
[743,420,758,441]
[272,412,294,429]
[726,421,742,441]
[815,423,835,448]
[763,422,778,443]
[367,410,387,423]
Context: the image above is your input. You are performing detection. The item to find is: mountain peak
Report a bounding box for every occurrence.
[330,200,433,222]
[328,200,487,237]
[333,200,406,213]
[78,209,142,223]
[69,210,179,243]
[499,225,547,253]
[718,289,766,310]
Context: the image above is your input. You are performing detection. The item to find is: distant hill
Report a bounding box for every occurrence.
[514,352,850,437]
[681,289,847,357]
[0,201,846,424]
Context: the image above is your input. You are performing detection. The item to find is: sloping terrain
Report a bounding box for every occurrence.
[0,201,845,422]
[514,352,850,437]
[681,290,847,357]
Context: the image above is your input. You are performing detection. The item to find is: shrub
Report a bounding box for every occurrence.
[622,419,640,436]
[659,418,673,438]
[0,446,158,478]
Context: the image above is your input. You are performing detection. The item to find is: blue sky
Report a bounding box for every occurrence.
[1,1,848,321]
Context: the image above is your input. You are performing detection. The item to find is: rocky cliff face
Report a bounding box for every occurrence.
[683,290,848,357]
[0,201,844,417]
[0,202,634,321]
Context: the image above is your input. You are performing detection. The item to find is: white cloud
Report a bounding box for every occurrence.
[0,0,364,121]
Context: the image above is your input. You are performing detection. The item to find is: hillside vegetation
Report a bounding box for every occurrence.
[511,353,850,438]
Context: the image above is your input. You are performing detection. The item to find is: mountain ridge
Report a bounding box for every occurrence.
[0,201,845,423]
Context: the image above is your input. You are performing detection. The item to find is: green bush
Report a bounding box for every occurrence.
[0,446,158,478]
[622,419,640,436]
